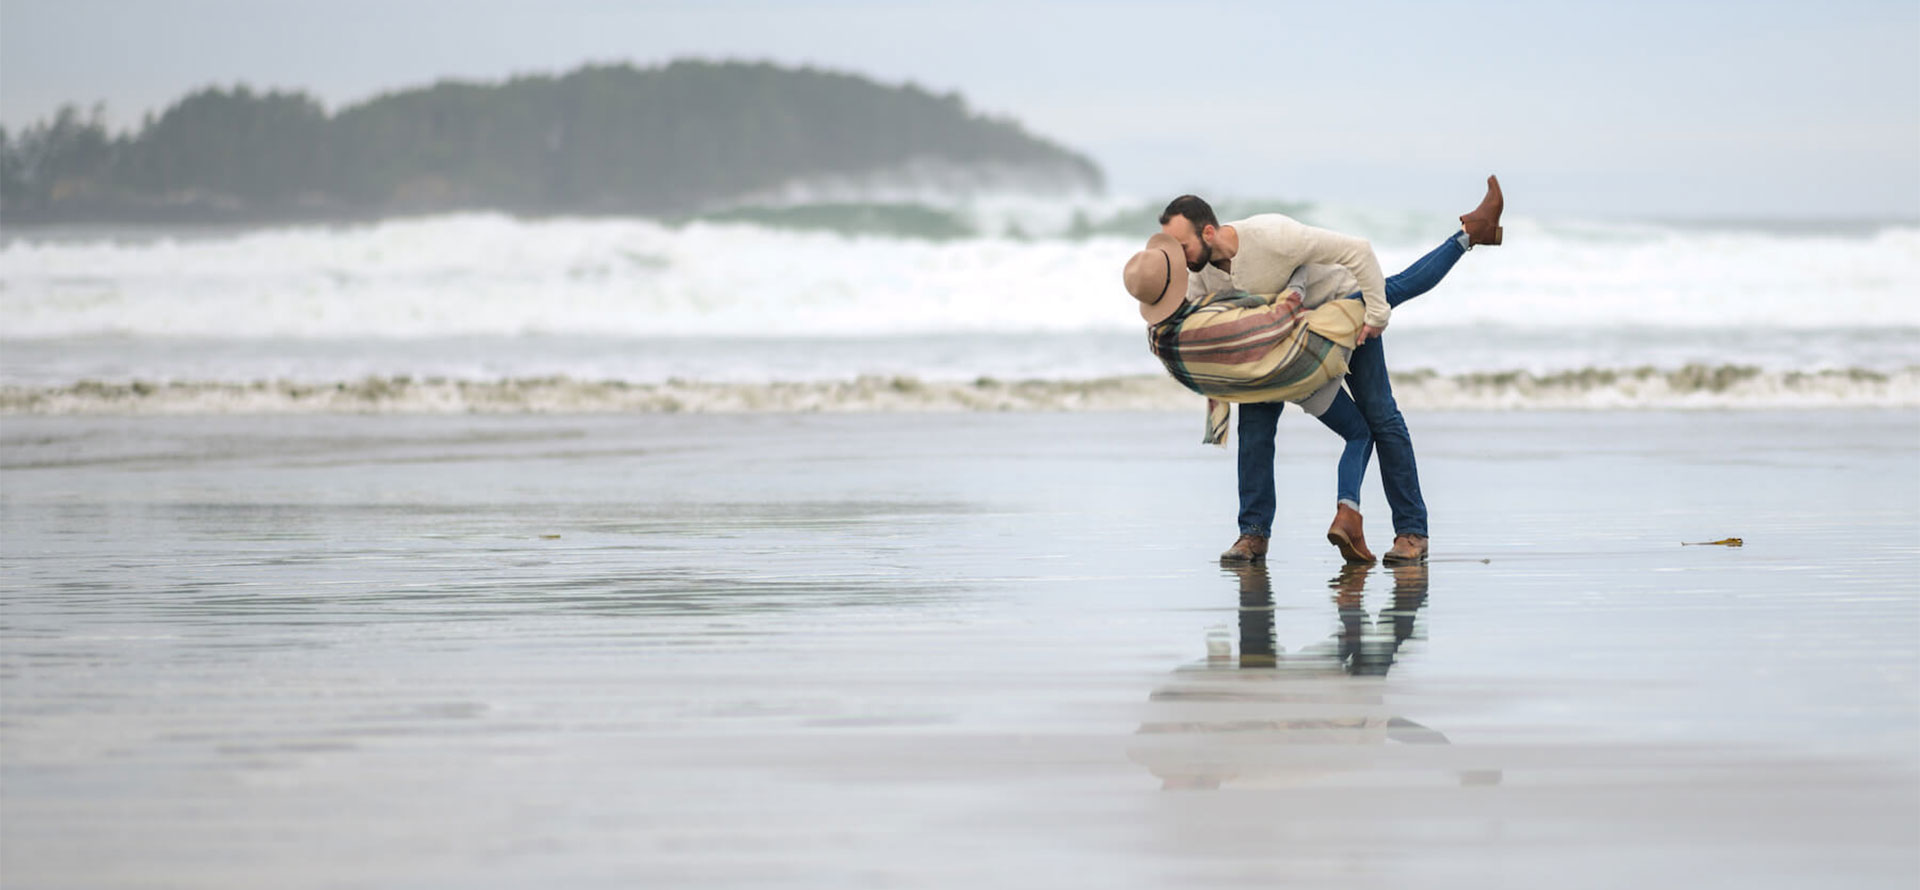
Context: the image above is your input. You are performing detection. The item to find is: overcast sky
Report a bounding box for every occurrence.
[3,0,1916,219]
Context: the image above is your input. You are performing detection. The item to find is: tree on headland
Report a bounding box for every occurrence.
[115,87,330,203]
[0,60,1104,224]
[2,104,119,213]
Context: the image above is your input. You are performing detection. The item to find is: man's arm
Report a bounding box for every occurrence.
[1231,215,1389,335]
[1286,221,1389,331]
[1286,263,1359,309]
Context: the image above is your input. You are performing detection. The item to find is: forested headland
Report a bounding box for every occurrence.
[0,60,1104,225]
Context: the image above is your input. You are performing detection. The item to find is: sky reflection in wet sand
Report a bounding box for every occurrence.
[3,411,1916,888]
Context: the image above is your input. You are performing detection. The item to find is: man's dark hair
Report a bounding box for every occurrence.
[1159,195,1219,231]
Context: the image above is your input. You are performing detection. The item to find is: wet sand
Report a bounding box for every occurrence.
[3,410,1917,888]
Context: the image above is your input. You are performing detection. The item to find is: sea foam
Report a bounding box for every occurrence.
[5,366,1912,415]
[3,211,1915,341]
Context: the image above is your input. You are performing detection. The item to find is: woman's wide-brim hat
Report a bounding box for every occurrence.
[1124,233,1190,324]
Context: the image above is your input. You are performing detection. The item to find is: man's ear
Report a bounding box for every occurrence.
[1201,224,1215,242]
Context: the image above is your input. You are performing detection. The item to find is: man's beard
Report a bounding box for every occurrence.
[1187,238,1212,273]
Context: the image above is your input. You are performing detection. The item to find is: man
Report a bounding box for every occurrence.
[1158,177,1505,566]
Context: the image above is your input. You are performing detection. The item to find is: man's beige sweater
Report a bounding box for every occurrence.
[1185,213,1390,330]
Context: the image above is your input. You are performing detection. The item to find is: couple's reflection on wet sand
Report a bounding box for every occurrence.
[1131,563,1500,790]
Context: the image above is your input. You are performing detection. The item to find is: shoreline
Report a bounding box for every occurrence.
[2,368,1917,415]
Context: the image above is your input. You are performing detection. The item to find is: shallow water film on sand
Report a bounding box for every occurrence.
[3,411,1915,888]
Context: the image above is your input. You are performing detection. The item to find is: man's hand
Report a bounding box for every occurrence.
[1357,324,1382,346]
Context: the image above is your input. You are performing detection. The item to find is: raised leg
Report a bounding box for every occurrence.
[1384,233,1469,309]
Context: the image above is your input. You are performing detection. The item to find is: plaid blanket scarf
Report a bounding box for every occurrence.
[1148,289,1365,444]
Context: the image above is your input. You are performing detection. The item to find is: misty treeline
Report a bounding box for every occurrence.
[0,60,1102,223]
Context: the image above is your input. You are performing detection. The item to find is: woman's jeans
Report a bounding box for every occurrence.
[1236,233,1464,537]
[1319,387,1372,509]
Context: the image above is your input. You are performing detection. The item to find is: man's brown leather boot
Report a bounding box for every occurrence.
[1219,534,1269,563]
[1460,175,1504,246]
[1325,505,1376,565]
[1384,534,1429,566]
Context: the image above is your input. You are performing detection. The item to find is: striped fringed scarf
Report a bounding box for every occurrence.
[1148,289,1363,445]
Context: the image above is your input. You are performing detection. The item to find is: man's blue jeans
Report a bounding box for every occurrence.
[1236,233,1464,538]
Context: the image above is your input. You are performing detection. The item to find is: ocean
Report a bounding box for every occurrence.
[2,198,1917,412]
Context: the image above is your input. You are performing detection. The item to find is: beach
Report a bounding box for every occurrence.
[3,409,1915,888]
[6,9,1917,883]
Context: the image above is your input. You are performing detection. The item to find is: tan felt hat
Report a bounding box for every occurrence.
[1123,232,1189,324]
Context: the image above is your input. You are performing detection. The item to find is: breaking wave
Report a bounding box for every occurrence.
[4,211,1916,341]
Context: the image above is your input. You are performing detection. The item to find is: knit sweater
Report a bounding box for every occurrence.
[1185,213,1390,330]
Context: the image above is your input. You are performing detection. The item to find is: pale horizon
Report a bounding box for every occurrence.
[3,0,1917,220]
